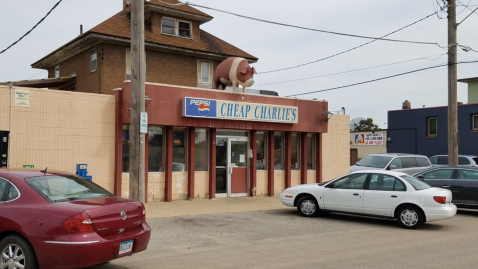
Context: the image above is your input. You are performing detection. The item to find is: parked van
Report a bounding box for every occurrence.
[350,153,431,175]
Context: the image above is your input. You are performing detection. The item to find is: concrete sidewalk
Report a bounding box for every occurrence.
[144,196,286,219]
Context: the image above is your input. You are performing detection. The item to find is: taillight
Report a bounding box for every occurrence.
[61,212,94,232]
[433,196,447,204]
[141,203,146,223]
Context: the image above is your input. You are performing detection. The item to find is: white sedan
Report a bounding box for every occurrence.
[280,170,457,229]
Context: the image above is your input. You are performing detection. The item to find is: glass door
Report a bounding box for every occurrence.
[215,137,228,196]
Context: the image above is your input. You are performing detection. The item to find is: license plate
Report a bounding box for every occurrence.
[119,240,134,255]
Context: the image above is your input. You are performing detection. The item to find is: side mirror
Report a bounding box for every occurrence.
[389,165,397,170]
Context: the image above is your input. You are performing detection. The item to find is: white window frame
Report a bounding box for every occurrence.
[54,65,60,78]
[473,114,478,131]
[90,48,97,73]
[200,61,212,84]
[427,117,437,136]
[161,17,192,39]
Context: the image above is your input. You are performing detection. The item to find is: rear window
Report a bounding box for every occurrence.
[458,157,471,165]
[437,156,448,165]
[416,157,431,167]
[25,175,113,203]
[356,156,392,168]
[402,157,418,168]
[401,175,431,190]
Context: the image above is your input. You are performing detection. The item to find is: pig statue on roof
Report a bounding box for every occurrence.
[213,57,257,93]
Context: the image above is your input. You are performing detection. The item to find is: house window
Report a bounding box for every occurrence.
[148,126,164,172]
[307,134,316,170]
[90,48,97,72]
[173,128,187,172]
[256,131,267,170]
[200,61,211,84]
[195,129,208,171]
[473,114,478,131]
[161,17,191,38]
[274,132,285,170]
[291,133,300,170]
[427,117,437,136]
[55,65,60,78]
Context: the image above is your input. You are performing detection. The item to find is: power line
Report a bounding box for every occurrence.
[285,60,478,97]
[457,0,478,15]
[27,70,47,80]
[187,3,443,46]
[255,53,447,86]
[257,12,438,74]
[0,0,63,55]
[456,0,473,16]
[457,6,478,26]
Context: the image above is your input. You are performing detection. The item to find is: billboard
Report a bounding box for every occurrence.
[354,133,383,145]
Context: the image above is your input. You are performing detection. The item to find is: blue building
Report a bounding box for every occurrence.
[387,77,478,157]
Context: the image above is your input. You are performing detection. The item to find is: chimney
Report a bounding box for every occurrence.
[80,24,83,35]
[402,100,411,110]
[123,0,131,9]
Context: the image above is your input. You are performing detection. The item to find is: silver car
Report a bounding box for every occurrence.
[429,155,478,167]
[350,153,432,175]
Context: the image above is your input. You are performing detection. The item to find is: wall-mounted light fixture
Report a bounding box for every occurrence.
[387,137,392,142]
[145,94,152,107]
[322,111,333,123]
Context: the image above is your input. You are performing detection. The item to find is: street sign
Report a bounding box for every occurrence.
[140,112,148,134]
[23,165,34,168]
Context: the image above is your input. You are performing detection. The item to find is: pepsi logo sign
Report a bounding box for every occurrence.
[190,99,211,116]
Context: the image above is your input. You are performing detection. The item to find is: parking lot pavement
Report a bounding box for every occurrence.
[88,208,478,269]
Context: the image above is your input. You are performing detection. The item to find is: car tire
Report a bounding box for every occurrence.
[0,235,39,269]
[396,205,424,229]
[297,196,319,217]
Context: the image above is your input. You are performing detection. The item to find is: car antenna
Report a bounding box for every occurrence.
[40,167,48,173]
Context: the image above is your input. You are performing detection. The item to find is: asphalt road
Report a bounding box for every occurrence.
[88,209,478,269]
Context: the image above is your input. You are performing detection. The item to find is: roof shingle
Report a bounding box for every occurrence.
[147,0,211,18]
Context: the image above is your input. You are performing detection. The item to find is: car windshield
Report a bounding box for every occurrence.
[401,175,431,190]
[25,175,113,203]
[356,155,392,168]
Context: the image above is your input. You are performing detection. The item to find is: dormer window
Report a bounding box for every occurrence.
[161,17,191,38]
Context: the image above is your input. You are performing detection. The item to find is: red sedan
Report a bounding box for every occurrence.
[0,169,151,269]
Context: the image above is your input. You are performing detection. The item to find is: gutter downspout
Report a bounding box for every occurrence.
[7,82,12,169]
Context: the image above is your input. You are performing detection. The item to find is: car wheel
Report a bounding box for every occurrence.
[297,196,319,217]
[397,205,424,229]
[0,235,38,269]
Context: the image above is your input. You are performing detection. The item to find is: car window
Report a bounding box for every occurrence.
[332,173,368,190]
[402,157,418,168]
[472,158,478,165]
[416,157,430,167]
[0,178,9,202]
[25,175,113,203]
[394,179,406,191]
[457,170,478,180]
[6,183,19,201]
[389,158,403,169]
[356,156,392,169]
[421,169,454,179]
[429,156,438,165]
[402,175,431,190]
[437,156,448,165]
[458,157,471,165]
[368,174,401,191]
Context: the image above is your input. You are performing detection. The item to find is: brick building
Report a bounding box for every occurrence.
[31,0,257,95]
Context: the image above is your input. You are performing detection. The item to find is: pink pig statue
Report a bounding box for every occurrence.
[213,57,257,93]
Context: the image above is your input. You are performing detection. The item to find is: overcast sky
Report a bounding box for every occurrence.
[1,0,477,128]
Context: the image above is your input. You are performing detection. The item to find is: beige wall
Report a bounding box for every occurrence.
[194,172,209,199]
[322,115,350,182]
[291,170,301,186]
[0,86,115,191]
[256,170,268,196]
[350,131,387,159]
[307,170,316,184]
[274,170,285,195]
[147,172,165,201]
[172,172,188,200]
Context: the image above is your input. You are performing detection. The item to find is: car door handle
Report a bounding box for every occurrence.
[441,185,450,188]
[391,195,397,198]
[353,193,359,196]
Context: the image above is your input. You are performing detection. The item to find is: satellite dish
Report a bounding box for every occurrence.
[350,117,366,131]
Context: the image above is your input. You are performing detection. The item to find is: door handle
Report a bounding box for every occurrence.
[441,185,450,188]
[391,195,397,198]
[353,193,359,196]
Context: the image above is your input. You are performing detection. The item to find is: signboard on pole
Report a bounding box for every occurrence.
[354,133,383,145]
[140,112,148,134]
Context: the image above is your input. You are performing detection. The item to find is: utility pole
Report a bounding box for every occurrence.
[129,0,146,202]
[447,0,458,166]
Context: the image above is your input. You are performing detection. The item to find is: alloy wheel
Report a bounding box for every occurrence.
[0,243,26,269]
[400,209,418,227]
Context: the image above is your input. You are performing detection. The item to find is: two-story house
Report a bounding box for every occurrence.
[31,0,258,95]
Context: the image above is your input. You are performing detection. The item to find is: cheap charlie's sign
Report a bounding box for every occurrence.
[183,97,298,124]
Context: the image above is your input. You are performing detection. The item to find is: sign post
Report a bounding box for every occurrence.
[140,112,148,134]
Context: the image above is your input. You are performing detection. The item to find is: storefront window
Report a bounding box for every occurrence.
[256,131,267,170]
[195,129,208,171]
[274,132,284,170]
[173,128,187,172]
[291,133,300,170]
[307,134,316,170]
[122,125,130,173]
[148,126,164,172]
